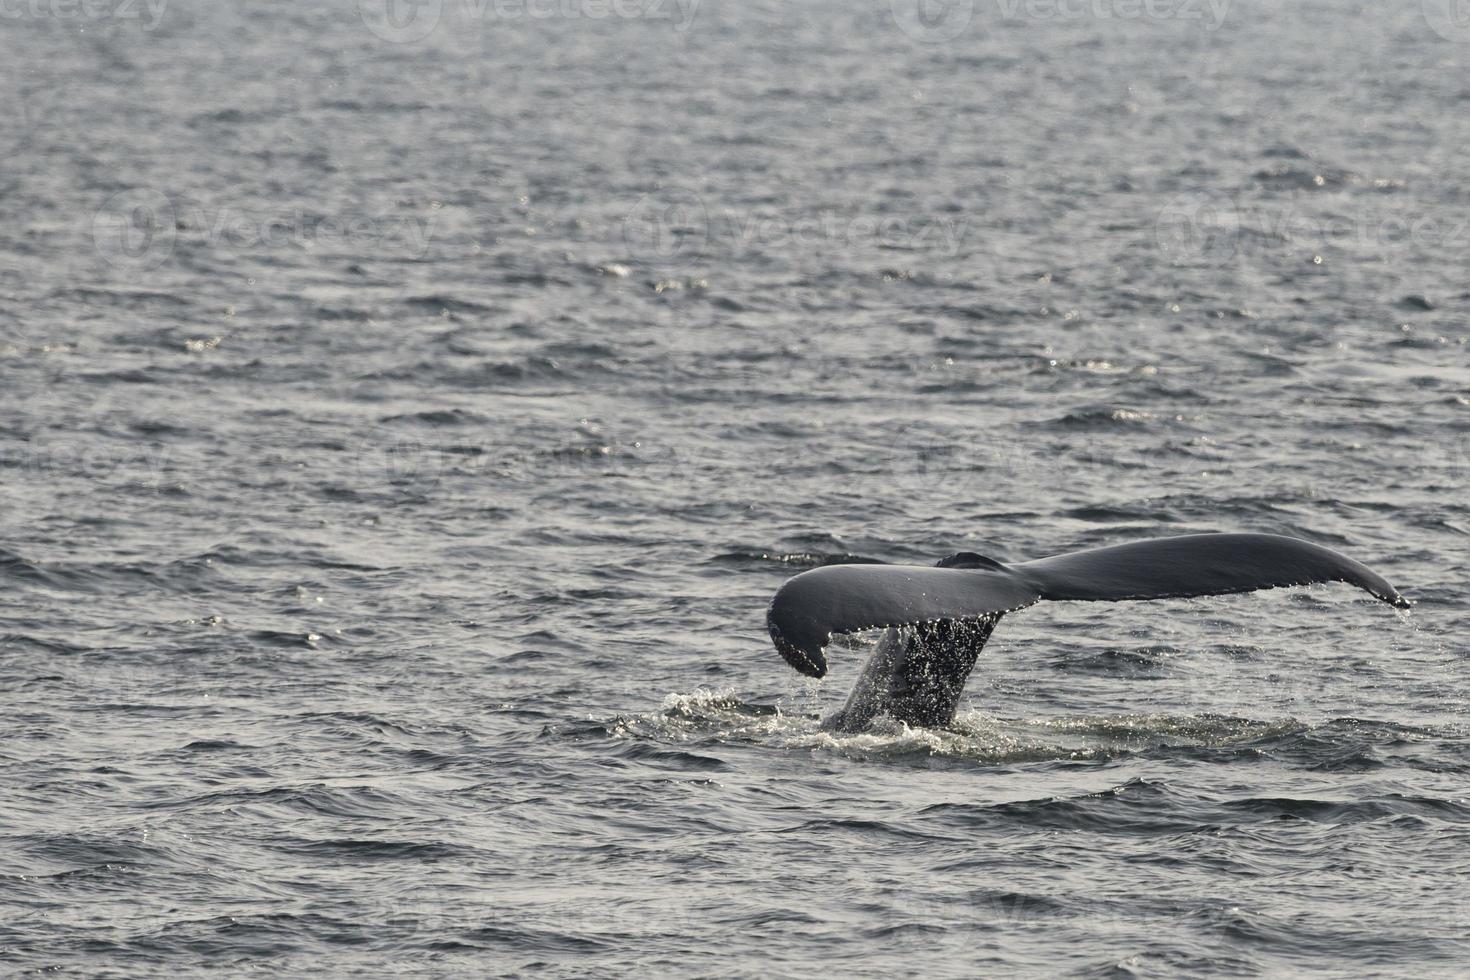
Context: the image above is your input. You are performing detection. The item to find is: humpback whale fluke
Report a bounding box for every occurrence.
[765,533,1409,732]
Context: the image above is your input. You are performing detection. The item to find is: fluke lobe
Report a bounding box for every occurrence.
[765,533,1409,732]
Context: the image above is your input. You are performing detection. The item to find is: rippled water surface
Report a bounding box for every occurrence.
[3,1,1469,976]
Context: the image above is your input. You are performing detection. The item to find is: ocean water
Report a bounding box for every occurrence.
[2,0,1469,975]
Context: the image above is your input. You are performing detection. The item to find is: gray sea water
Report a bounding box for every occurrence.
[3,0,1469,975]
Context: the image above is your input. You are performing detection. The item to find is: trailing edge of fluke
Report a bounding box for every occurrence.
[766,532,1409,680]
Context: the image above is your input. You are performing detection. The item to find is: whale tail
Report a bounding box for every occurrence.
[765,532,1409,730]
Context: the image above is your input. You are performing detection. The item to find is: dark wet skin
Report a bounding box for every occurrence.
[770,533,1410,733]
[825,617,1000,732]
